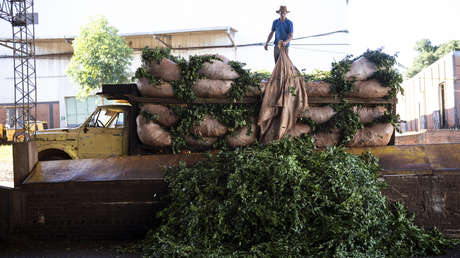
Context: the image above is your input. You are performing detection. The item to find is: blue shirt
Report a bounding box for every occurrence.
[271,18,293,47]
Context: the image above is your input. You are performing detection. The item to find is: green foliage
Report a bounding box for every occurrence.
[407,39,460,78]
[228,61,265,101]
[142,136,456,257]
[304,69,332,82]
[362,49,404,98]
[374,110,402,133]
[169,103,258,153]
[66,16,133,97]
[252,69,272,81]
[141,46,180,64]
[324,49,403,98]
[140,109,159,123]
[313,103,363,144]
[328,55,356,96]
[172,55,221,102]
[134,67,162,86]
[361,49,397,69]
[370,70,404,98]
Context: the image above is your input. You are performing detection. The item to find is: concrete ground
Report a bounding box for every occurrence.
[1,238,460,258]
[0,238,142,258]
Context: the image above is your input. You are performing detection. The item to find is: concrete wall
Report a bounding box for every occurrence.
[398,51,460,132]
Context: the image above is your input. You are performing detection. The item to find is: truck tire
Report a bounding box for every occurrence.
[38,149,72,161]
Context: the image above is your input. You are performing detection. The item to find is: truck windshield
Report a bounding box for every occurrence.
[108,112,124,128]
[87,108,116,128]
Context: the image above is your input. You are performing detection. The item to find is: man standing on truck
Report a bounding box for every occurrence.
[264,5,293,63]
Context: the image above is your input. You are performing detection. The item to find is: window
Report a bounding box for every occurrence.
[65,96,116,127]
[108,112,124,128]
[87,108,115,128]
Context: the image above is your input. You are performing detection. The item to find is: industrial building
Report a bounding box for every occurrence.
[0,26,237,128]
[397,50,460,132]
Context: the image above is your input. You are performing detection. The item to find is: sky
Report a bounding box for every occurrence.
[1,0,459,73]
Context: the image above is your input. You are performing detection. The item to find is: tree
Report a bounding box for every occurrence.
[66,16,133,96]
[407,39,460,78]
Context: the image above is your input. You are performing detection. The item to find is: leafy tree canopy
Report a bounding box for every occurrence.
[407,39,460,78]
[66,15,133,97]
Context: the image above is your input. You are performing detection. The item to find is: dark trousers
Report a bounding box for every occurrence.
[274,45,289,63]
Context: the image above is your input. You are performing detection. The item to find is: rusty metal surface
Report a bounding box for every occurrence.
[24,153,206,184]
[24,143,460,183]
[347,143,460,175]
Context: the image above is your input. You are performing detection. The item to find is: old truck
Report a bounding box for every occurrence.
[33,104,131,160]
[32,83,398,161]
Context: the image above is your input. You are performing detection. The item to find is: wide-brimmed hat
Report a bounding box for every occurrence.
[276,5,289,14]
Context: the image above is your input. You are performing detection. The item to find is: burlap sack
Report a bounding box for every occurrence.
[147,58,181,81]
[353,106,387,124]
[136,115,171,147]
[258,45,309,143]
[313,130,341,147]
[137,77,175,98]
[184,135,217,148]
[284,123,311,138]
[226,123,257,147]
[301,106,336,124]
[199,56,240,80]
[140,104,177,127]
[192,79,233,98]
[344,56,377,81]
[347,123,393,147]
[191,115,228,137]
[347,79,390,98]
[245,81,267,97]
[305,81,331,97]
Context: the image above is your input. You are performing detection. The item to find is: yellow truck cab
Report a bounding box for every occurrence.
[0,123,5,144]
[33,104,130,161]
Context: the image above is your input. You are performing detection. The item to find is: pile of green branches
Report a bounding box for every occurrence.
[142,136,456,257]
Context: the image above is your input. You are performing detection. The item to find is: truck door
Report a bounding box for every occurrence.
[77,107,126,159]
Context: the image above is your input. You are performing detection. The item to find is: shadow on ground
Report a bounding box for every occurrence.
[0,237,142,258]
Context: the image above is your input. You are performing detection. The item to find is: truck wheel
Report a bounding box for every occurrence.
[38,149,72,161]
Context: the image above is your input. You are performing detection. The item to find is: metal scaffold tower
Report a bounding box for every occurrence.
[0,0,37,142]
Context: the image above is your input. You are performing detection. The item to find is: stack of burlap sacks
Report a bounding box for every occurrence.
[302,56,394,147]
[136,54,394,150]
[136,55,262,149]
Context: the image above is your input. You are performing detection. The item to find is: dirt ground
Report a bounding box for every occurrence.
[0,238,142,258]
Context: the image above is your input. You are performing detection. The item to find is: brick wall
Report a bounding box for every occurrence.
[383,174,460,237]
[12,180,167,239]
[3,174,460,239]
[0,102,59,129]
